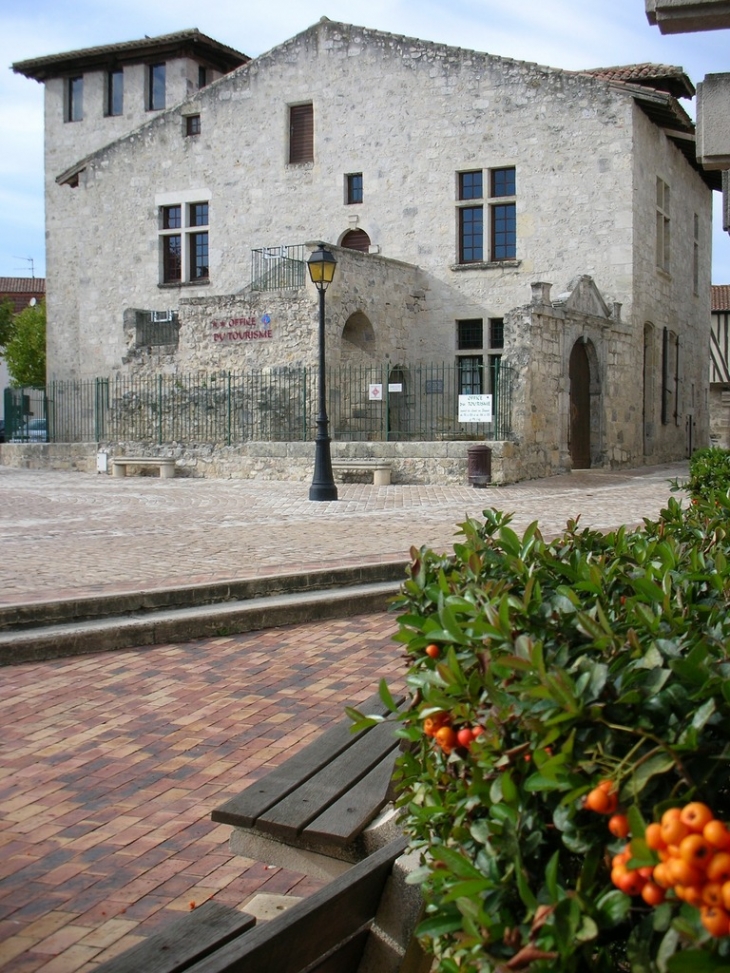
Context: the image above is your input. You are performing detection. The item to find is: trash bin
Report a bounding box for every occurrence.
[467,444,491,487]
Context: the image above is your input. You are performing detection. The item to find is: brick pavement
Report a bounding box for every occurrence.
[0,460,689,971]
[0,613,404,972]
[0,462,688,605]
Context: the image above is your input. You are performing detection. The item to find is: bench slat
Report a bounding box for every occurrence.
[184,837,408,973]
[211,693,397,829]
[93,901,256,973]
[255,719,399,842]
[302,748,398,847]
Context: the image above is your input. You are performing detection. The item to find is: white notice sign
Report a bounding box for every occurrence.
[369,384,383,400]
[458,394,493,423]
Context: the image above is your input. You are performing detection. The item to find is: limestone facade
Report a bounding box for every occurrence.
[13,18,717,479]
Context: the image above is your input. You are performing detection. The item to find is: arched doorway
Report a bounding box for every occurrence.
[569,340,591,469]
[341,229,371,252]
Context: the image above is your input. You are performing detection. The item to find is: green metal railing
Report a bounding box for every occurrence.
[4,362,513,445]
[250,245,308,291]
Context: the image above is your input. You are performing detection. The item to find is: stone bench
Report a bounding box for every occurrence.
[112,456,176,478]
[331,460,392,486]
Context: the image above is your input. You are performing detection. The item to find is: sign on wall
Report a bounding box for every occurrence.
[369,384,383,400]
[211,314,273,342]
[458,394,493,423]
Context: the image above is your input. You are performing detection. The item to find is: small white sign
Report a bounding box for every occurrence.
[369,384,383,400]
[388,383,403,393]
[458,394,493,423]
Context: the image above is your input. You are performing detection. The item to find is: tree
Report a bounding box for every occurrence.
[4,302,46,387]
[0,298,14,350]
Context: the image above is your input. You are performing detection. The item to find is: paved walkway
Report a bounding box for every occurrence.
[0,462,689,971]
[0,462,687,605]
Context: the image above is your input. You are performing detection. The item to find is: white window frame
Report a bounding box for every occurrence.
[156,190,211,285]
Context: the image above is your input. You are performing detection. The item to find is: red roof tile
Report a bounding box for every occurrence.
[712,285,730,312]
[0,277,46,315]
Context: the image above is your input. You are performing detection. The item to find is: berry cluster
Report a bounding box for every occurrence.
[422,711,483,755]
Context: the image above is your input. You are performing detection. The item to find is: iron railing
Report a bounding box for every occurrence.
[249,245,308,291]
[3,362,514,446]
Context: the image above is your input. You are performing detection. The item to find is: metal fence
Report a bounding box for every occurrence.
[250,245,308,291]
[3,362,513,445]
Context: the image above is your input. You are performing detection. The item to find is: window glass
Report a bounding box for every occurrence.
[459,171,483,200]
[459,207,483,263]
[186,115,201,136]
[491,167,516,197]
[347,173,363,204]
[491,203,516,260]
[190,233,209,280]
[458,356,484,395]
[68,76,83,122]
[190,203,208,227]
[457,320,483,349]
[163,235,181,283]
[107,70,123,116]
[149,64,166,111]
[163,206,181,230]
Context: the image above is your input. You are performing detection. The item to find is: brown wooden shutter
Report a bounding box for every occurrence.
[289,104,313,163]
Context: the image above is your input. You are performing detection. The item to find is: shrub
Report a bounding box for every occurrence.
[687,447,730,497]
[357,486,730,972]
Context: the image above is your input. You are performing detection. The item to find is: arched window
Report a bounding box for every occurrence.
[341,229,371,252]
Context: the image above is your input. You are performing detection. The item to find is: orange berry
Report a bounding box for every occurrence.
[682,885,705,908]
[425,644,440,659]
[637,866,655,880]
[645,822,666,851]
[435,726,458,751]
[681,802,714,833]
[456,727,475,748]
[705,819,730,850]
[618,870,646,896]
[661,808,689,846]
[653,862,672,889]
[721,880,730,911]
[611,864,628,888]
[608,814,630,839]
[667,857,704,888]
[471,726,484,738]
[707,853,730,884]
[641,881,666,907]
[679,833,714,869]
[703,882,725,907]
[585,783,618,815]
[701,906,730,938]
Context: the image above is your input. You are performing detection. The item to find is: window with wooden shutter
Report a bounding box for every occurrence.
[289,104,314,163]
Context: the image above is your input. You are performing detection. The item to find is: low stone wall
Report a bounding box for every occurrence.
[0,440,525,485]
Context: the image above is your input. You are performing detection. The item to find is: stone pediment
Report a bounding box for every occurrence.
[553,275,611,319]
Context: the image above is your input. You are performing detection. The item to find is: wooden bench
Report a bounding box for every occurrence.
[94,838,419,973]
[112,456,177,478]
[212,692,404,879]
[92,900,256,973]
[331,460,393,486]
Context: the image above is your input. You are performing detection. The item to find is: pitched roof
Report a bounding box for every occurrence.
[712,285,730,312]
[13,29,248,82]
[0,277,46,315]
[579,63,695,99]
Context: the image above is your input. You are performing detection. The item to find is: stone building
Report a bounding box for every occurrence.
[710,284,730,445]
[12,18,719,480]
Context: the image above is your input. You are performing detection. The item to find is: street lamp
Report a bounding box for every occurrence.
[307,243,338,501]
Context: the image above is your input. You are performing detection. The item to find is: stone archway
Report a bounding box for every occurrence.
[341,311,376,362]
[568,338,600,469]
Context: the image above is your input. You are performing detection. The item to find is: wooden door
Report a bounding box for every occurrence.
[569,341,591,469]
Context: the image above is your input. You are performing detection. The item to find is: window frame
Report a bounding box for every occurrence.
[456,167,516,265]
[656,177,671,274]
[185,114,201,137]
[149,63,166,111]
[456,317,503,397]
[159,201,209,285]
[289,103,314,164]
[106,69,123,117]
[346,173,363,205]
[67,76,83,122]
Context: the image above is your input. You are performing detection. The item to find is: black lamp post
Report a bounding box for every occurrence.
[307,243,338,502]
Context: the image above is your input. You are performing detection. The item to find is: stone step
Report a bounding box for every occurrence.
[0,564,406,665]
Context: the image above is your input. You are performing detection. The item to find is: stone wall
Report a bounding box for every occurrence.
[0,440,523,485]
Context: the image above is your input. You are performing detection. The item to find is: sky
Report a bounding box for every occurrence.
[1,0,729,282]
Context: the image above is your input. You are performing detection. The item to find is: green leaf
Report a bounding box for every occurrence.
[377,680,400,713]
[416,913,465,938]
[431,846,484,880]
[667,950,730,972]
[595,889,632,927]
[625,752,676,797]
